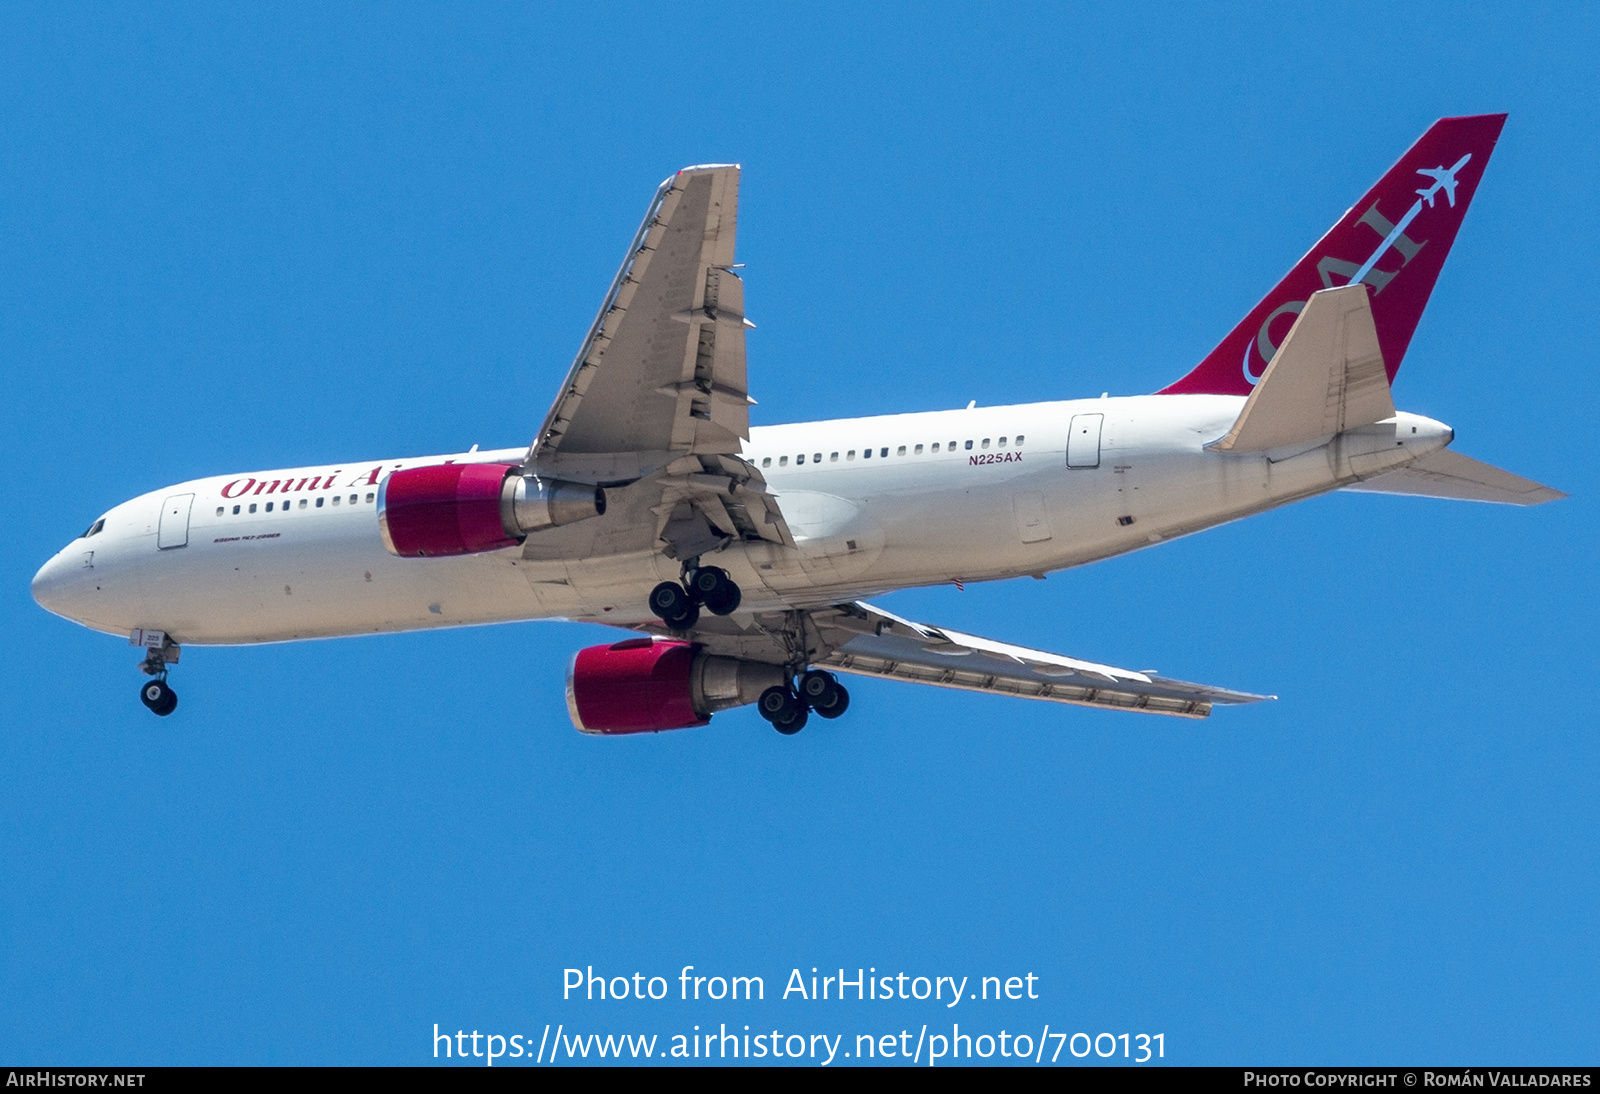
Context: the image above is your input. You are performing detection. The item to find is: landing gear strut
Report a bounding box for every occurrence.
[133,628,180,717]
[648,565,742,629]
[757,670,849,735]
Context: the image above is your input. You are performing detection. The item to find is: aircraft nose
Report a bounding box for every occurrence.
[31,550,78,618]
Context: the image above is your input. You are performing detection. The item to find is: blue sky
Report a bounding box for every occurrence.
[4,2,1597,1066]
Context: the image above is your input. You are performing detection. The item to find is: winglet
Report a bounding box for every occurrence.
[1162,114,1507,396]
[1209,284,1393,452]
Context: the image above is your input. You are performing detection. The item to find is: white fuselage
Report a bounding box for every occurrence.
[31,394,1452,645]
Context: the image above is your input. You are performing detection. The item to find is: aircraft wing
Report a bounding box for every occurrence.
[521,165,793,559]
[632,601,1271,719]
[531,164,754,463]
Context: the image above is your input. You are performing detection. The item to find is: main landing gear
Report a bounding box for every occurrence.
[649,565,743,630]
[133,628,180,717]
[758,669,850,735]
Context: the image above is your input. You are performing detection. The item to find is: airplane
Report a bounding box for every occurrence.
[31,113,1564,733]
[1417,154,1472,207]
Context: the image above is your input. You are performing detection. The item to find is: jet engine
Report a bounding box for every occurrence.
[566,638,787,734]
[377,463,605,557]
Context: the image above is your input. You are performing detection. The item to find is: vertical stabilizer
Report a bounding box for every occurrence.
[1161,114,1506,396]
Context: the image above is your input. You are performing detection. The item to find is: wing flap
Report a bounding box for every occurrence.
[1344,449,1566,505]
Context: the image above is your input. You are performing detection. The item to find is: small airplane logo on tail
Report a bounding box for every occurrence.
[1416,154,1471,208]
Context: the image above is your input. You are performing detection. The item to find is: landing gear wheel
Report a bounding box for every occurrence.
[139,680,177,717]
[774,706,809,735]
[649,581,688,621]
[689,567,742,616]
[666,601,700,630]
[814,683,849,719]
[799,670,849,719]
[758,685,796,721]
[757,685,809,734]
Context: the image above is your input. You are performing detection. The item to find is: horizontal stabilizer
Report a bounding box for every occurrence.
[1210,284,1395,453]
[1344,449,1566,505]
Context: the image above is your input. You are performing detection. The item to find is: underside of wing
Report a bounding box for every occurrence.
[532,165,754,462]
[628,601,1271,720]
[519,165,794,561]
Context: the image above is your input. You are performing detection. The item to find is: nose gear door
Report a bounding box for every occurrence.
[157,493,194,549]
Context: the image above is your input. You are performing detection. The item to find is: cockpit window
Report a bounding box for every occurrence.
[81,518,105,539]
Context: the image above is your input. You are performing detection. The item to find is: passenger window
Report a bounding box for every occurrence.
[981,438,990,449]
[215,507,223,517]
[863,447,871,458]
[830,452,839,462]
[947,440,957,450]
[761,457,771,468]
[299,499,308,509]
[779,456,788,466]
[796,454,805,465]
[880,447,888,458]
[316,497,324,508]
[846,450,855,460]
[333,496,341,506]
[266,502,275,512]
[249,503,258,514]
[232,505,240,515]
[932,443,940,452]
[914,444,923,454]
[365,493,374,503]
[1015,434,1025,445]
[998,436,1007,447]
[349,494,357,504]
[813,453,822,463]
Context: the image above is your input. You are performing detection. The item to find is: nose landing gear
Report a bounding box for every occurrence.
[139,678,177,716]
[133,629,180,717]
[648,564,742,629]
[757,670,850,735]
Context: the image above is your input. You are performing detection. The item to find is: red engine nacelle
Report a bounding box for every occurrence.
[377,463,605,558]
[567,639,786,735]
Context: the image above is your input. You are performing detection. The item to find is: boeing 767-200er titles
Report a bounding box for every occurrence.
[32,114,1564,731]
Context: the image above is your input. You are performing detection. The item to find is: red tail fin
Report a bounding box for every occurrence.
[1160,114,1507,396]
